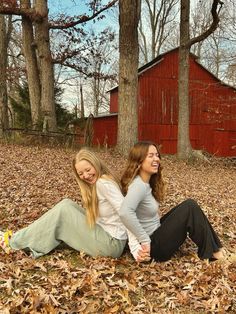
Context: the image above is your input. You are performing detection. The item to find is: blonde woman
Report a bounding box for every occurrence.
[0,149,127,258]
[119,141,225,263]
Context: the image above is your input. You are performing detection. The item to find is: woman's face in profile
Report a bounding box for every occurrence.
[139,145,160,181]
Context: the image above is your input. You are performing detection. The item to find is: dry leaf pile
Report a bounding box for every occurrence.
[0,142,235,313]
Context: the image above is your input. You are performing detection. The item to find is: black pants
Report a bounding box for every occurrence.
[150,199,222,262]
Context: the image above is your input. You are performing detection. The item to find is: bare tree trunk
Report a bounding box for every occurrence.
[80,84,85,118]
[0,15,8,137]
[212,34,221,77]
[177,0,192,159]
[139,17,148,64]
[177,0,223,159]
[34,0,57,132]
[21,0,41,129]
[93,76,99,116]
[117,0,141,156]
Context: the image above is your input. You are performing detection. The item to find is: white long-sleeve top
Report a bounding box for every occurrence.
[96,178,127,240]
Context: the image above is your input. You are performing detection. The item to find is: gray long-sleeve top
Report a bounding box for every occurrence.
[119,175,161,244]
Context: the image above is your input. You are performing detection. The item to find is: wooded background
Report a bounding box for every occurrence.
[0,0,235,157]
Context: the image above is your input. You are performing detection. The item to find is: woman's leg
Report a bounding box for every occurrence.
[10,198,126,258]
[150,199,222,262]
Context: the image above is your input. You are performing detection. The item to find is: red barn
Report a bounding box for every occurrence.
[90,48,236,157]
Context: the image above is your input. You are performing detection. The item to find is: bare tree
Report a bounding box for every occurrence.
[0,0,119,132]
[117,0,141,156]
[0,15,8,137]
[190,1,210,58]
[139,0,179,64]
[85,28,117,116]
[34,0,56,132]
[0,0,57,131]
[80,84,85,119]
[21,0,41,129]
[190,0,236,82]
[177,0,223,159]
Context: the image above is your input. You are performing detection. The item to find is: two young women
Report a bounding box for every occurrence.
[1,143,225,262]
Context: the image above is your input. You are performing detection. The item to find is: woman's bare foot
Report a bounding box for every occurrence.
[212,250,224,260]
[212,248,236,263]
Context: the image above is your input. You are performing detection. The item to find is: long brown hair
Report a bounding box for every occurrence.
[72,148,120,227]
[121,141,165,202]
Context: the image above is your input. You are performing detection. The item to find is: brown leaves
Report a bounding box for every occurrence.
[0,143,236,313]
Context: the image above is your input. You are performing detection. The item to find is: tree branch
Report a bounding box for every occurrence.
[186,0,224,48]
[49,0,118,30]
[0,0,118,26]
[0,6,38,20]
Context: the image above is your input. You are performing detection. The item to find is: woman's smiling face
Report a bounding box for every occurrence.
[75,160,97,185]
[139,145,160,182]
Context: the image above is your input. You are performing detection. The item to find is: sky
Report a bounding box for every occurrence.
[47,1,118,113]
[48,0,118,21]
[48,0,89,16]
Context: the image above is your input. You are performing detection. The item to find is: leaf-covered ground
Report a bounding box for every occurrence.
[0,142,235,313]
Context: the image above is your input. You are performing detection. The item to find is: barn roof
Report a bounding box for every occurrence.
[93,113,118,119]
[108,47,236,92]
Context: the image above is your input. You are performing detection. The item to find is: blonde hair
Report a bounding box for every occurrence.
[72,148,120,227]
[121,141,165,202]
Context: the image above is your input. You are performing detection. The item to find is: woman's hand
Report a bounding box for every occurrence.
[136,243,151,262]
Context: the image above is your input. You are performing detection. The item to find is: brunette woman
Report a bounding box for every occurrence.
[119,141,225,263]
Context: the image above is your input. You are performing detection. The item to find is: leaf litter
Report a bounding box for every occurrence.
[0,143,235,313]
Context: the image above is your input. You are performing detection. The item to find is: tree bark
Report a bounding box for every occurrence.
[21,0,41,129]
[34,0,56,132]
[177,0,192,159]
[117,0,141,156]
[0,15,9,137]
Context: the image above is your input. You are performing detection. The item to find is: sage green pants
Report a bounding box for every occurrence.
[10,198,126,259]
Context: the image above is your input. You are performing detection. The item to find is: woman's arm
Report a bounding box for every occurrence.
[119,179,151,244]
[127,230,151,261]
[97,178,150,261]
